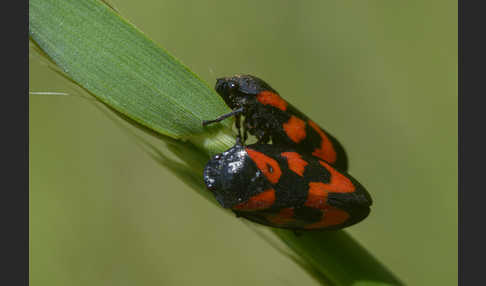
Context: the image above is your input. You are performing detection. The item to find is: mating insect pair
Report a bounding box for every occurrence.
[203,75,372,231]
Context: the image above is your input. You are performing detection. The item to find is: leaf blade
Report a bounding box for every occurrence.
[29,0,230,139]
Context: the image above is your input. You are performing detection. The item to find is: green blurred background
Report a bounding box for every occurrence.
[29,0,457,285]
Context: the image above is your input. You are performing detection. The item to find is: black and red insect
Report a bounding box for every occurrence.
[203,140,372,230]
[203,74,348,171]
[202,74,371,230]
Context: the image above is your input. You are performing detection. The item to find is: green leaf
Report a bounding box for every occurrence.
[29,0,232,148]
[29,0,403,285]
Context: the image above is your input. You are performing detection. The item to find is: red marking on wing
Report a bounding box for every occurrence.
[318,160,355,193]
[257,91,288,111]
[281,152,308,176]
[233,189,276,211]
[305,182,329,208]
[308,120,337,164]
[303,206,350,229]
[266,208,295,225]
[304,163,355,208]
[246,148,282,184]
[283,116,307,143]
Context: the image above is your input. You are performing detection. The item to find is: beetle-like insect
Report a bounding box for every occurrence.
[203,74,348,171]
[203,139,372,230]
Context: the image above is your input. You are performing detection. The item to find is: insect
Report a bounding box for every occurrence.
[203,74,348,171]
[203,139,372,230]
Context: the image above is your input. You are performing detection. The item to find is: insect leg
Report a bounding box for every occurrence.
[202,107,244,126]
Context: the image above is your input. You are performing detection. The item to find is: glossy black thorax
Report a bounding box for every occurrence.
[203,141,271,208]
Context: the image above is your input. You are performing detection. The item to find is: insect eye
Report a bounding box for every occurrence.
[228,81,238,91]
[215,78,238,96]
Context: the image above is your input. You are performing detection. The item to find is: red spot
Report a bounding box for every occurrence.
[281,152,308,176]
[246,148,282,184]
[267,208,294,225]
[283,116,307,143]
[304,182,329,208]
[304,163,355,208]
[318,161,355,193]
[233,189,276,211]
[257,91,288,111]
[308,120,337,164]
[303,206,350,229]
